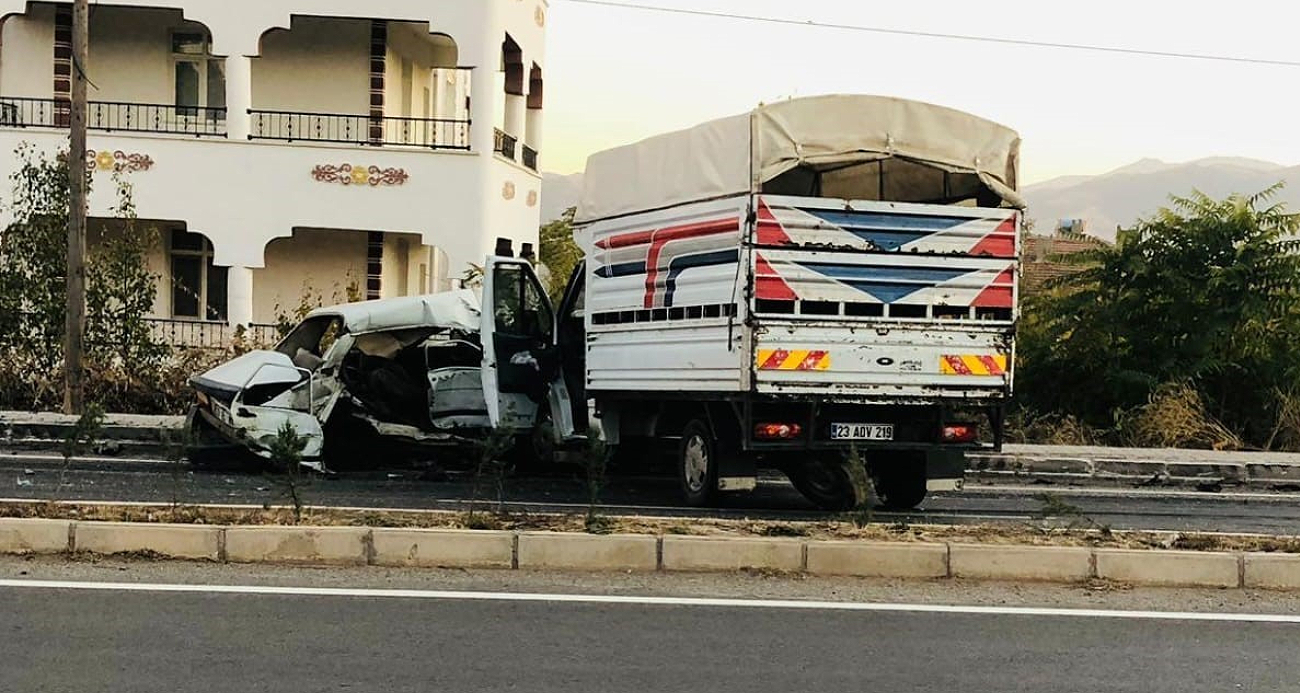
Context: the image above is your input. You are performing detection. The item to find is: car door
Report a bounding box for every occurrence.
[480,256,559,431]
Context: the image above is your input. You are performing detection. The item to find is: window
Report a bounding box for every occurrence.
[170,229,228,321]
[172,31,224,121]
[492,263,553,342]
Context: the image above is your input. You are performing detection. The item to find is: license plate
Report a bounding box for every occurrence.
[830,423,894,441]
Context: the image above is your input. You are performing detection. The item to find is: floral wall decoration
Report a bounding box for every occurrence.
[312,164,409,187]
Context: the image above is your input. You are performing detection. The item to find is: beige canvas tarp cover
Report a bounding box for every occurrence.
[576,94,1023,224]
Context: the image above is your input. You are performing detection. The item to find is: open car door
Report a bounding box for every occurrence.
[480,256,561,431]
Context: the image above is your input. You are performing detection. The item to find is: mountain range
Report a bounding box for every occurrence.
[542,157,1300,240]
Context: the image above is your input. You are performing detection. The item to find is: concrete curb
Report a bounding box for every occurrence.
[5,518,1297,590]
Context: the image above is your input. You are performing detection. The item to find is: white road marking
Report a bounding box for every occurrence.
[2,579,1299,623]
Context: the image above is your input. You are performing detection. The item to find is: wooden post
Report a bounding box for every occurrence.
[63,0,89,415]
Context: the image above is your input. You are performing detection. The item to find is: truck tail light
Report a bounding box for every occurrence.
[941,423,977,443]
[755,423,803,440]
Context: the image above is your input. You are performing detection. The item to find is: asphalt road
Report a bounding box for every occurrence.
[4,450,1300,533]
[3,571,1298,693]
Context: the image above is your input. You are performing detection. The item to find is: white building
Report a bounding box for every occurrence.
[0,0,546,343]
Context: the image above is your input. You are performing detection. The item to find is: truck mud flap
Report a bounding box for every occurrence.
[925,448,965,491]
[716,449,757,492]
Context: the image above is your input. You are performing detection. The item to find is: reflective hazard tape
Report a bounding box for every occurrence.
[941,354,1009,376]
[757,349,831,371]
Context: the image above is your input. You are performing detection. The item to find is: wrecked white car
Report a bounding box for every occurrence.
[187,259,574,470]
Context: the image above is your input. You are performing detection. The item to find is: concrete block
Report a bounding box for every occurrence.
[0,518,70,554]
[517,532,657,571]
[1243,553,1300,590]
[371,529,514,569]
[950,544,1092,582]
[225,526,367,565]
[1095,549,1239,588]
[661,536,802,572]
[966,454,1028,472]
[1247,464,1300,484]
[75,522,220,560]
[805,541,947,578]
[1094,459,1167,478]
[1166,463,1245,482]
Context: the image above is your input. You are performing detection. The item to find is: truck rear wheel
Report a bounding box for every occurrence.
[871,456,928,510]
[677,420,718,507]
[788,457,864,512]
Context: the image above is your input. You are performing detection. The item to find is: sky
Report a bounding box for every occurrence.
[540,0,1300,184]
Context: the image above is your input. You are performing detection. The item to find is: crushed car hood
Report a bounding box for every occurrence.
[190,350,302,403]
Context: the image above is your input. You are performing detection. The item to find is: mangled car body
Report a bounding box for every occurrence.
[187,274,563,468]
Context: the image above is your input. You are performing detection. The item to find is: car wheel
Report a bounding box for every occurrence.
[184,406,240,470]
[677,420,718,507]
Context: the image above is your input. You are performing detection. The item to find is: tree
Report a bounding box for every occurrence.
[539,207,580,304]
[85,176,168,371]
[1017,185,1300,446]
[0,144,74,373]
[0,144,167,407]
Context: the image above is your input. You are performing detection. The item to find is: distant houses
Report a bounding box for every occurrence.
[1022,220,1109,292]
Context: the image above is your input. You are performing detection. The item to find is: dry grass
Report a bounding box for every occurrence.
[1121,383,1244,451]
[4,501,1298,555]
[1004,410,1102,446]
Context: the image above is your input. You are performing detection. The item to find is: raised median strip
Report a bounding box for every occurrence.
[7,517,1298,590]
[9,410,1300,490]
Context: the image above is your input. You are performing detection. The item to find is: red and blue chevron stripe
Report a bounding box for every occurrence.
[756,199,1017,257]
[593,217,741,308]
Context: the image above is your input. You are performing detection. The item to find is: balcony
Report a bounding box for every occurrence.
[0,96,226,138]
[494,128,518,160]
[249,110,470,150]
[521,144,538,171]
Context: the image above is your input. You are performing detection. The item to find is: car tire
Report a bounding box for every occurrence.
[677,420,718,507]
[184,406,240,470]
[788,456,864,512]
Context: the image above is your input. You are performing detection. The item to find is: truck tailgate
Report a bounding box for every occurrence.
[752,320,1010,400]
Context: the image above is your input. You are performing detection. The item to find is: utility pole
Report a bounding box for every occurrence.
[63,0,89,415]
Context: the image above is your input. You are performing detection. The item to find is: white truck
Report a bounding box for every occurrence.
[189,94,1022,512]
[492,94,1024,510]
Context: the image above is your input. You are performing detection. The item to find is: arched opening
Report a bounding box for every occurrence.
[0,5,223,135]
[495,33,524,160]
[250,17,468,148]
[252,228,441,324]
[523,63,543,170]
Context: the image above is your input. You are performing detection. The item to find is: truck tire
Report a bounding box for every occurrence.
[677,420,718,507]
[788,457,863,512]
[871,457,927,510]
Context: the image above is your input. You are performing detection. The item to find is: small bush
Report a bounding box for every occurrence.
[1119,383,1243,451]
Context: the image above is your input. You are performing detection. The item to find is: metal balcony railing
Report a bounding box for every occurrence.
[0,96,226,137]
[494,128,518,160]
[249,109,471,150]
[521,144,538,171]
[143,319,282,350]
